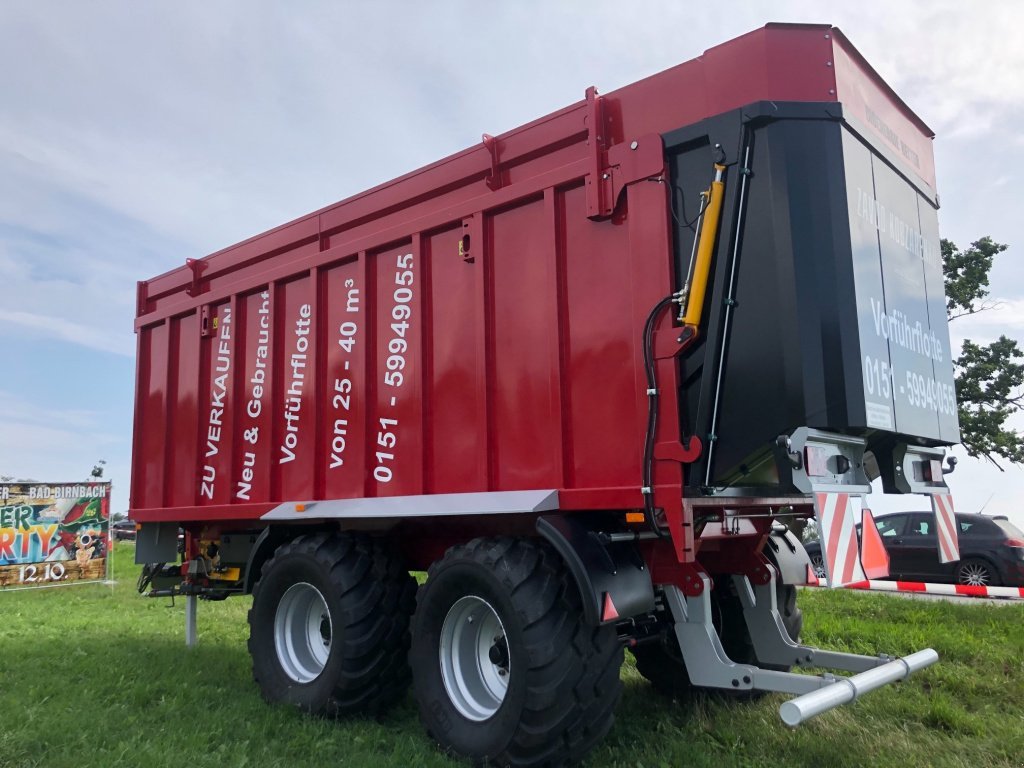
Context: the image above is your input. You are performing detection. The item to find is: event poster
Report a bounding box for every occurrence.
[0,482,111,590]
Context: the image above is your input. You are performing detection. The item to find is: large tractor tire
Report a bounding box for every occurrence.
[248,532,416,717]
[631,578,802,698]
[411,537,623,767]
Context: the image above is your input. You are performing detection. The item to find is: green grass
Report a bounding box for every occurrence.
[1,544,1022,768]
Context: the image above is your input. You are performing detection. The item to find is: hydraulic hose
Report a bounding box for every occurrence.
[641,294,677,538]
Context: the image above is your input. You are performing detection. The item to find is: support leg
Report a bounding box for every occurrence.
[185,594,197,648]
[732,572,889,673]
[661,576,939,725]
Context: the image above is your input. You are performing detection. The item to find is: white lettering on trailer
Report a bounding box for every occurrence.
[854,187,936,263]
[279,303,312,464]
[237,291,271,500]
[374,252,414,484]
[201,307,232,500]
[869,298,943,363]
[329,278,360,470]
[862,351,955,420]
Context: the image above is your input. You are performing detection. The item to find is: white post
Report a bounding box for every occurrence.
[185,594,198,648]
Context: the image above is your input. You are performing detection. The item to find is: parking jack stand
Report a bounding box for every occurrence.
[185,594,197,648]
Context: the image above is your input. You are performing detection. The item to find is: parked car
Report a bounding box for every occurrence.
[805,512,1024,587]
[112,519,137,541]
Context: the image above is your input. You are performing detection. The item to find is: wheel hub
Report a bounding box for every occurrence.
[959,563,990,586]
[439,595,510,721]
[274,582,332,683]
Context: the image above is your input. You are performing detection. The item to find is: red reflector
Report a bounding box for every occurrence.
[601,592,619,622]
[805,563,819,587]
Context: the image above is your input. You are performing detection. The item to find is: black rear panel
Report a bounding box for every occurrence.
[664,102,958,493]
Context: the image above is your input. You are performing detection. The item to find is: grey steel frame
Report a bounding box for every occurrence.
[663,570,938,726]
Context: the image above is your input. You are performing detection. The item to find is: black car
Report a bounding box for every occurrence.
[805,512,1024,587]
[112,519,137,541]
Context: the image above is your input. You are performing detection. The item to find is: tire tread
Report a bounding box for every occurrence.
[414,536,623,767]
[248,532,416,717]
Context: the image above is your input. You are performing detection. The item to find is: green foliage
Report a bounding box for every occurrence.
[943,237,1024,467]
[954,338,1024,467]
[942,237,1006,319]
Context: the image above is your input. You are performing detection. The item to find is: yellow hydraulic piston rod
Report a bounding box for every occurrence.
[680,163,726,334]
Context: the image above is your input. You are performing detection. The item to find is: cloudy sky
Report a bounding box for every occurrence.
[2,1,1023,529]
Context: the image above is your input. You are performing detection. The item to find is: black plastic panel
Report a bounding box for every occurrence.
[665,102,959,493]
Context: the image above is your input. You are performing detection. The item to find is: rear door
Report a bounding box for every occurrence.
[897,513,954,581]
[873,513,911,577]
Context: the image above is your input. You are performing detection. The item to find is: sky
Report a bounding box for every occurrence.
[1,1,1023,530]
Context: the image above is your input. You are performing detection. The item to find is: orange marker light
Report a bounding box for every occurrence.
[625,511,645,524]
[295,503,306,513]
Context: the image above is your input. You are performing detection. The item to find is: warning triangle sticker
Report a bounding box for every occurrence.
[601,592,619,622]
[805,562,819,587]
[859,508,891,580]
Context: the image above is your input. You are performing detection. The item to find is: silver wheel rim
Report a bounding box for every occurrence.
[811,555,826,579]
[439,595,510,721]
[959,563,990,586]
[274,582,332,683]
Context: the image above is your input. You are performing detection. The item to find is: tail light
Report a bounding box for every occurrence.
[1004,538,1024,548]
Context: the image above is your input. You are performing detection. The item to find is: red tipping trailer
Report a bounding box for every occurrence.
[132,23,960,766]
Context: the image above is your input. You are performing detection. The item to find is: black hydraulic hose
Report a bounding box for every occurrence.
[641,294,677,539]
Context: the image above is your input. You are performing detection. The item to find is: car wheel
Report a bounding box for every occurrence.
[248,532,416,717]
[411,537,623,767]
[955,558,1000,587]
[809,554,827,580]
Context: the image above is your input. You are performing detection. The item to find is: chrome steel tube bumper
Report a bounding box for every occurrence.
[778,649,939,726]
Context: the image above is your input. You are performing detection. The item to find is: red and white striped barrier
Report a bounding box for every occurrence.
[814,578,1024,600]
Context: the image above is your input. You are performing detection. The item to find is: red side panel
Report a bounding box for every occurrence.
[610,25,838,143]
[831,30,936,194]
[321,257,367,500]
[166,314,200,507]
[133,322,168,509]
[274,278,315,501]
[371,243,424,497]
[490,198,563,491]
[235,290,274,504]
[562,184,639,489]
[425,227,488,494]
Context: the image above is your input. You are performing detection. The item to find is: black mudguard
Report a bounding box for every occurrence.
[763,523,814,585]
[537,515,655,626]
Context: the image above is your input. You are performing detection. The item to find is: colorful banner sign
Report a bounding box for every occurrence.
[0,482,111,590]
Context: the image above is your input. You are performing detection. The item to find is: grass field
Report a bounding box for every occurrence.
[1,544,1022,768]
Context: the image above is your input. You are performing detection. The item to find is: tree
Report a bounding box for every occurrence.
[943,237,1024,468]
